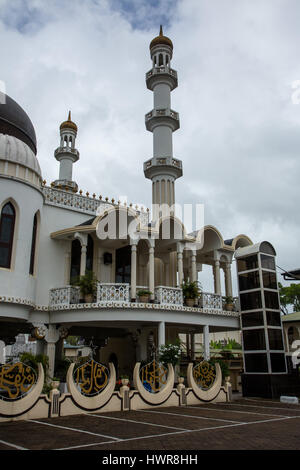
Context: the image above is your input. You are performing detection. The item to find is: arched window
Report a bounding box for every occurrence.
[29,212,38,275]
[0,202,16,269]
[70,239,81,281]
[159,53,163,66]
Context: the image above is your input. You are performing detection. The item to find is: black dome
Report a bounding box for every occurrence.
[0,94,37,154]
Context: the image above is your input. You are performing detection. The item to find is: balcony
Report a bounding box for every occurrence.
[145,108,180,132]
[146,66,178,91]
[49,284,240,318]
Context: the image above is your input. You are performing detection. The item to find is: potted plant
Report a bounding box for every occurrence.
[137,289,152,303]
[181,281,200,307]
[74,270,97,303]
[224,295,234,311]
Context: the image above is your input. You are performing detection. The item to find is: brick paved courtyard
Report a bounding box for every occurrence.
[0,397,300,451]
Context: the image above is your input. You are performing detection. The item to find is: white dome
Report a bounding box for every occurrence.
[0,133,42,177]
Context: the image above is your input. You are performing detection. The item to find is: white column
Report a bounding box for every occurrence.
[158,321,165,349]
[80,244,87,276]
[131,243,137,301]
[214,260,221,295]
[191,251,197,283]
[203,325,210,361]
[224,262,233,298]
[177,243,184,287]
[149,244,155,301]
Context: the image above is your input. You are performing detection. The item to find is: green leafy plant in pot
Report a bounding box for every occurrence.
[73,270,97,303]
[181,281,201,307]
[137,289,152,303]
[224,295,234,311]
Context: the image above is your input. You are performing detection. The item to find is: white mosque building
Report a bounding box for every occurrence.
[0,27,261,380]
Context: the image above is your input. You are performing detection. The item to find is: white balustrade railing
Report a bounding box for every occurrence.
[49,284,228,313]
[97,283,130,303]
[201,292,223,310]
[155,286,183,306]
[49,286,80,307]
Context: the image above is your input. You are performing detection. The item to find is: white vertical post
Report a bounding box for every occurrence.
[225,262,233,298]
[80,244,87,276]
[177,243,184,287]
[203,325,210,361]
[191,251,197,283]
[131,243,137,301]
[158,321,165,349]
[214,260,221,295]
[149,244,155,301]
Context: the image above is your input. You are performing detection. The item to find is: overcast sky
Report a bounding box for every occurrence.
[1,0,299,293]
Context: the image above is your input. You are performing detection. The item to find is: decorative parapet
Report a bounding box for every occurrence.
[0,293,240,317]
[97,283,130,303]
[155,286,183,306]
[146,66,178,91]
[42,186,150,226]
[49,286,80,307]
[201,292,223,311]
[145,108,180,132]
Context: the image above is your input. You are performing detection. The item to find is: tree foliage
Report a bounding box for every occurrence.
[279,282,300,314]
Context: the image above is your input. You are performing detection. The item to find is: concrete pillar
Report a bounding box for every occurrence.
[130,243,137,301]
[158,321,165,349]
[224,262,233,298]
[191,251,197,283]
[203,325,210,361]
[214,260,221,295]
[149,245,155,301]
[177,243,184,287]
[80,244,87,276]
[46,342,56,379]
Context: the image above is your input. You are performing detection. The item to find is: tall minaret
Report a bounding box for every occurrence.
[144,26,183,221]
[52,111,79,192]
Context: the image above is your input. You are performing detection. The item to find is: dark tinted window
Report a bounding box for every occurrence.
[270,353,286,373]
[239,271,260,291]
[244,353,268,373]
[260,254,275,271]
[241,311,264,328]
[268,329,284,350]
[266,311,282,327]
[262,271,277,290]
[0,202,16,269]
[243,329,266,350]
[237,255,258,272]
[240,291,262,311]
[264,291,279,310]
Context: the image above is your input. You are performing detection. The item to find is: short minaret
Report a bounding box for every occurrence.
[52,111,79,192]
[144,26,183,221]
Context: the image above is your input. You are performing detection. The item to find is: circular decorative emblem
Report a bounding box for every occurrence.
[140,360,168,393]
[0,362,37,400]
[32,325,47,340]
[73,359,110,397]
[193,361,216,390]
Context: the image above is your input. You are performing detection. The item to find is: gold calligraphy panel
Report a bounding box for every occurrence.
[0,362,37,400]
[140,360,168,393]
[74,360,109,396]
[193,361,216,390]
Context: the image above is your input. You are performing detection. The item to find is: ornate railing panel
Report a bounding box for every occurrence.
[155,286,183,306]
[0,362,37,400]
[201,292,223,310]
[192,361,216,391]
[42,187,149,226]
[97,283,130,303]
[73,359,110,397]
[140,360,168,393]
[49,286,80,307]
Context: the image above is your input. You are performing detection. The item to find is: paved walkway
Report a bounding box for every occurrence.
[0,398,300,451]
